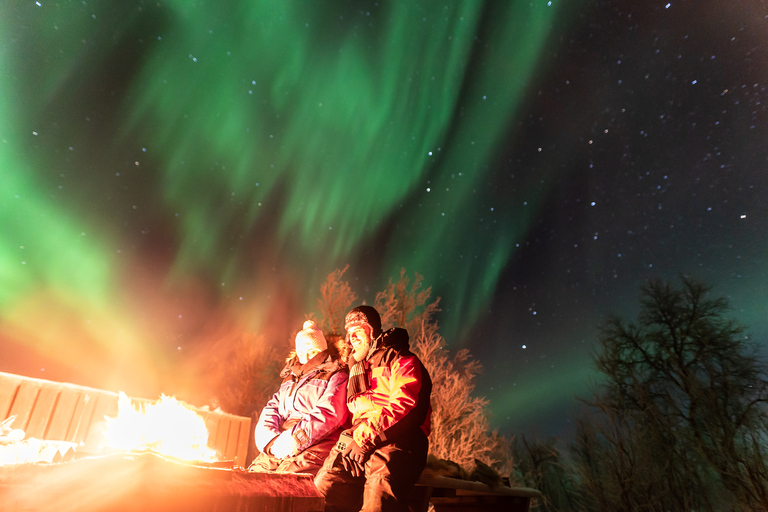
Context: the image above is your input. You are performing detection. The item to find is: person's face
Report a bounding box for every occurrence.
[347,325,372,352]
[297,347,320,364]
[296,336,321,364]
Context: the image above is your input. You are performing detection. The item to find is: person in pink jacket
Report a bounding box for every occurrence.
[250,320,349,475]
[314,306,433,512]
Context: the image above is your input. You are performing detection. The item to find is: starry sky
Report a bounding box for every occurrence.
[1,0,767,440]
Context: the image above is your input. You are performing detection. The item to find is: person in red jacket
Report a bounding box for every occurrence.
[314,305,432,512]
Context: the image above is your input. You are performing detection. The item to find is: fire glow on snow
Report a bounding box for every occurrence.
[103,392,218,462]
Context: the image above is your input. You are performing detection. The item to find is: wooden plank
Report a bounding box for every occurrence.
[235,416,252,468]
[7,379,43,431]
[24,385,60,438]
[194,409,251,467]
[47,387,81,441]
[222,416,242,462]
[69,390,98,447]
[80,391,119,454]
[417,474,541,498]
[212,415,232,460]
[204,414,223,456]
[0,372,24,421]
[430,494,532,512]
[202,412,218,440]
[231,417,247,465]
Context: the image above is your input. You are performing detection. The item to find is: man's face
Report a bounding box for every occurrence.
[347,325,372,352]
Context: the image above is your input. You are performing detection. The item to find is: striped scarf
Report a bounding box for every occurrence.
[346,360,370,402]
[346,335,380,402]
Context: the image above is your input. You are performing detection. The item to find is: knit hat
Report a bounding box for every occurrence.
[344,305,382,339]
[295,320,328,354]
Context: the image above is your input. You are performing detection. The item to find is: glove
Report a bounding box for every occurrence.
[270,431,297,459]
[339,431,371,478]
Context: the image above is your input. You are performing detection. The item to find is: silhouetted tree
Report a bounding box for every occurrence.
[316,264,357,339]
[513,436,581,512]
[373,268,441,337]
[573,276,768,511]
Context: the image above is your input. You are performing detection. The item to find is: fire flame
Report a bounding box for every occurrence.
[104,392,218,462]
[0,416,77,465]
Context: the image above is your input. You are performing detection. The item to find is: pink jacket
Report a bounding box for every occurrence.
[255,354,349,455]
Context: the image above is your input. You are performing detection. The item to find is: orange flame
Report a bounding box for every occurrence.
[104,392,218,462]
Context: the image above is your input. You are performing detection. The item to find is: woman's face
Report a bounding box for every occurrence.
[297,347,320,364]
[295,333,322,364]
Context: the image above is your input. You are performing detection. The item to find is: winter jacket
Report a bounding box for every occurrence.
[348,327,432,451]
[255,352,349,455]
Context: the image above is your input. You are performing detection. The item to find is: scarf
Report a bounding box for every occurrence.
[346,360,370,402]
[346,334,381,402]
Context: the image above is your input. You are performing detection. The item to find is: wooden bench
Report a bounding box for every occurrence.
[411,473,541,512]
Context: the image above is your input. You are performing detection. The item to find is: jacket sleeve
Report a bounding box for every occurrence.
[253,387,284,453]
[352,352,429,449]
[287,370,349,452]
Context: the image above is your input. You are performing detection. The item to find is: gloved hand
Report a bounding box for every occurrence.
[340,432,371,478]
[270,431,297,459]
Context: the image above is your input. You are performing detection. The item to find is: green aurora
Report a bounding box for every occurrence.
[1,1,566,427]
[4,0,766,438]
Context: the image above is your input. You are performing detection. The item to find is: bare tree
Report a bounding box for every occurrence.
[370,269,511,475]
[572,276,768,511]
[513,436,582,512]
[413,321,500,470]
[316,264,357,339]
[373,268,441,336]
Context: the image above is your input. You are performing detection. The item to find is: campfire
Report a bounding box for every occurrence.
[1,391,219,466]
[103,392,218,463]
[0,371,324,512]
[0,415,77,465]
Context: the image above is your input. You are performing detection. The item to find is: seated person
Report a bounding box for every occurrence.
[250,320,349,475]
[314,305,432,512]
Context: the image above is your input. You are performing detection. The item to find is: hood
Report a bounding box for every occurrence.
[379,327,410,351]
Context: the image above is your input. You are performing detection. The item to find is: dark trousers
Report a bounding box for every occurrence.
[314,430,428,512]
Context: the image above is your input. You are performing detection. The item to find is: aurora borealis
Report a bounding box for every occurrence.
[2,0,767,438]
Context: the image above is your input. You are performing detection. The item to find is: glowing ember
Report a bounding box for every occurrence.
[104,392,218,462]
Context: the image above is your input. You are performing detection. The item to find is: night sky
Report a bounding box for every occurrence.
[2,1,767,440]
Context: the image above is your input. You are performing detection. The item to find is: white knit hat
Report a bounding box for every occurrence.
[295,320,328,355]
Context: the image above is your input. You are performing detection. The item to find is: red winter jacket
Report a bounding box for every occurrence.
[348,328,432,450]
